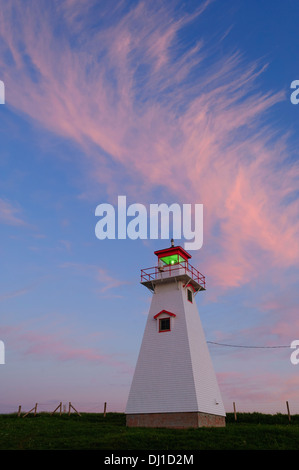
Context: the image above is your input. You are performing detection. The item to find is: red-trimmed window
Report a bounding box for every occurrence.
[159,317,171,332]
[154,310,176,333]
[187,288,193,303]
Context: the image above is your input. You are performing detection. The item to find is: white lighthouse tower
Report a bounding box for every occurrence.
[125,241,226,428]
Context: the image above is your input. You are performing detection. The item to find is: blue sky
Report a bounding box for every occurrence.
[0,0,299,415]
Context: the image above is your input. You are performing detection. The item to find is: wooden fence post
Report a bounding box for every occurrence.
[18,405,21,417]
[286,401,291,423]
[51,402,62,415]
[68,402,81,416]
[233,402,237,421]
[23,403,38,418]
[104,402,107,417]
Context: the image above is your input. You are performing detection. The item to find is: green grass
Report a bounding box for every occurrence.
[0,412,299,450]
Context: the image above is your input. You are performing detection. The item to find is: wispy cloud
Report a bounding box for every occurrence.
[0,198,26,226]
[0,279,42,303]
[0,0,298,293]
[259,292,299,342]
[60,261,128,293]
[219,370,299,409]
[0,321,131,372]
[0,287,30,302]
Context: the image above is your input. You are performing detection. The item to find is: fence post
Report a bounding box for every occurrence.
[286,401,291,423]
[23,404,38,418]
[233,402,237,421]
[104,402,107,417]
[68,402,81,416]
[51,402,62,415]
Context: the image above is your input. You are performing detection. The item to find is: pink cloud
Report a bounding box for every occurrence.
[258,295,299,342]
[0,198,26,227]
[218,369,299,413]
[0,321,132,372]
[0,0,298,293]
[59,262,129,293]
[0,287,30,302]
[0,280,42,303]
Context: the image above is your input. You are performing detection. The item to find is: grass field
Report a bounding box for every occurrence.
[0,412,299,450]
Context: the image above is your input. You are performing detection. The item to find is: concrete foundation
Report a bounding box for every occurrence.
[126,411,226,429]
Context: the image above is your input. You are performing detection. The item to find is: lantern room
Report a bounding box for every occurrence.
[140,240,206,293]
[154,244,191,267]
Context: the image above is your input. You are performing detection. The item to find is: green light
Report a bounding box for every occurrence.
[160,254,186,265]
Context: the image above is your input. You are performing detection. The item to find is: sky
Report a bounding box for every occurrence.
[0,0,299,415]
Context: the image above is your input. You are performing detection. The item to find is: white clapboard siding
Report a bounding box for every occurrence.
[126,280,225,417]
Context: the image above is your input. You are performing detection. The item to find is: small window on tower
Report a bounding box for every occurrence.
[159,317,170,332]
[187,288,193,303]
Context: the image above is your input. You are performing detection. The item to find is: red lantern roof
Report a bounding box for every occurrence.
[154,245,191,261]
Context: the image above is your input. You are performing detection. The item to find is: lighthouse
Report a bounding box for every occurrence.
[125,241,226,428]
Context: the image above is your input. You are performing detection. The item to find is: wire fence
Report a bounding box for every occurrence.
[1,400,299,417]
[227,400,299,416]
